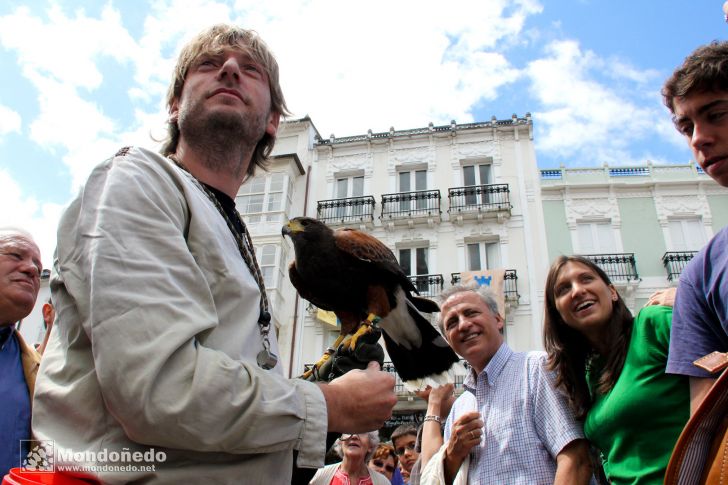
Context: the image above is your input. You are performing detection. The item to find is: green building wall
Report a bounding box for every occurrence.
[708,194,728,233]
[542,200,572,262]
[617,198,666,278]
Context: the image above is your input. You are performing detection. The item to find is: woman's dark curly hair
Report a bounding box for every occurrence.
[543,255,633,419]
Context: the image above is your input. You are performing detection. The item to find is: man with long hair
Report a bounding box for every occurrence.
[32,24,396,483]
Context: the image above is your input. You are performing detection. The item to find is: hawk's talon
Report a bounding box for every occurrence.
[346,313,380,351]
[301,335,345,380]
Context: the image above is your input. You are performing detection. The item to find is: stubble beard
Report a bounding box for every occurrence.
[177,96,269,178]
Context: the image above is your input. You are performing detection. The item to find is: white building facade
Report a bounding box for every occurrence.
[250,116,551,422]
[298,116,549,365]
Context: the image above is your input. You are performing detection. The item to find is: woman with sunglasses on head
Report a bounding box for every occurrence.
[310,432,390,485]
[543,255,690,484]
[368,443,398,483]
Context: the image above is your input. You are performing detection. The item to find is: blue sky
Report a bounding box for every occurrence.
[0,0,726,265]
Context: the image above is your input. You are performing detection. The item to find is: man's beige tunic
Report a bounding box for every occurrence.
[33,147,327,484]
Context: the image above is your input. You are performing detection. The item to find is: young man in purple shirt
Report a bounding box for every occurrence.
[662,41,728,413]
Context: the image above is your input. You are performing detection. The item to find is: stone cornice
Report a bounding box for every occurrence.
[315,116,532,147]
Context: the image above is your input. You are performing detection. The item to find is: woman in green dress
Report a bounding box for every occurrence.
[543,255,689,484]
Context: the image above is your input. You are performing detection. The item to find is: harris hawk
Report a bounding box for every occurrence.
[282,217,461,391]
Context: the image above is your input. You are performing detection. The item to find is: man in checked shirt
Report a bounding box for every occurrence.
[424,284,592,484]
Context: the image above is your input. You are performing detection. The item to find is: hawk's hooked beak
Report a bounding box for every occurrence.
[282,219,304,236]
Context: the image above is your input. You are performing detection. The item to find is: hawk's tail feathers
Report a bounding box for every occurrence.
[402,361,467,393]
[380,294,462,386]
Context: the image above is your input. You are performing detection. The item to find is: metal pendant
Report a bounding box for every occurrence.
[257,348,278,370]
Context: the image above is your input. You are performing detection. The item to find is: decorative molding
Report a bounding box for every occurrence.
[455,142,498,163]
[394,231,429,245]
[325,153,373,181]
[655,194,712,226]
[658,195,706,212]
[564,196,621,228]
[387,146,436,175]
[453,224,509,245]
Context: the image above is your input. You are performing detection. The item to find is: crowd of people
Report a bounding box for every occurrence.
[1,22,726,485]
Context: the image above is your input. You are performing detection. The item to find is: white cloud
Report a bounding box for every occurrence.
[526,39,678,165]
[605,59,660,85]
[231,0,541,137]
[28,75,115,147]
[0,4,139,89]
[58,109,167,190]
[0,170,65,268]
[0,104,21,136]
[0,0,546,192]
[25,74,116,188]
[0,3,171,189]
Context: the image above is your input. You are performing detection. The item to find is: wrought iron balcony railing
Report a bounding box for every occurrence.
[382,361,470,396]
[302,360,470,397]
[316,196,376,224]
[581,253,640,282]
[662,251,697,282]
[504,269,519,300]
[448,184,511,213]
[381,190,441,219]
[382,362,406,394]
[450,269,519,301]
[408,274,444,298]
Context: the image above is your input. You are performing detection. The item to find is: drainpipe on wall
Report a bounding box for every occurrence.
[288,166,312,377]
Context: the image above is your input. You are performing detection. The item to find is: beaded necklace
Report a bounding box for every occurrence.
[168,154,277,370]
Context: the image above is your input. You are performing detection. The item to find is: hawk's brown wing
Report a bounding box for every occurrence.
[334,228,396,262]
[333,228,416,293]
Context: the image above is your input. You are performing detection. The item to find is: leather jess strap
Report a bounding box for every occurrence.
[694,351,728,374]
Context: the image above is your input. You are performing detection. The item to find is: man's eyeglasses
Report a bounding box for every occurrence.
[395,442,415,456]
[371,459,395,474]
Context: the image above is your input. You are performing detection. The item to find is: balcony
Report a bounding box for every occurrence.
[380,190,441,225]
[450,269,520,301]
[382,361,470,399]
[408,274,444,298]
[581,253,640,283]
[447,184,511,222]
[383,362,406,395]
[662,251,697,282]
[316,196,376,225]
[302,359,470,400]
